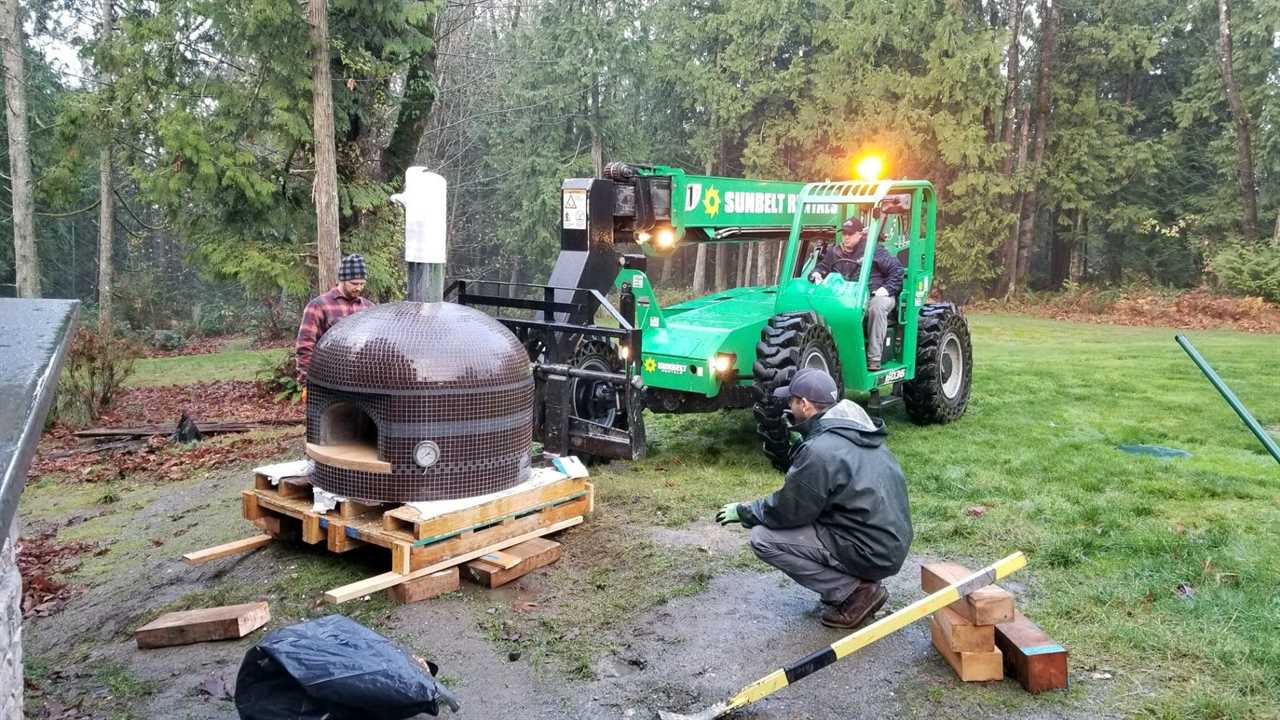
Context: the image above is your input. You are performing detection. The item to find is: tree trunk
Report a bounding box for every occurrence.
[590,79,604,177]
[96,0,114,331]
[1217,0,1259,243]
[1,0,40,297]
[380,18,439,183]
[998,0,1024,148]
[1048,208,1068,288]
[1273,211,1280,248]
[744,243,757,285]
[1013,0,1055,294]
[1070,210,1086,283]
[736,243,746,286]
[756,240,770,285]
[1000,102,1032,297]
[310,0,341,291]
[715,243,729,291]
[692,244,708,295]
[775,241,785,283]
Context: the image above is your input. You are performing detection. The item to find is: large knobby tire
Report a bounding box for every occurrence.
[903,304,972,424]
[752,313,844,472]
[572,339,627,431]
[570,339,643,464]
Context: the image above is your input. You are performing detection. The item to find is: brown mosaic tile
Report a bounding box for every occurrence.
[306,301,534,502]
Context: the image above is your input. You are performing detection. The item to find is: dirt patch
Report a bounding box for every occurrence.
[971,290,1280,333]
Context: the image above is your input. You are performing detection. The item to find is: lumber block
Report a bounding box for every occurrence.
[934,604,996,653]
[464,538,562,588]
[183,534,273,566]
[387,568,460,604]
[921,562,1015,625]
[302,513,324,544]
[996,611,1069,693]
[253,514,283,536]
[930,617,1003,682]
[135,602,270,649]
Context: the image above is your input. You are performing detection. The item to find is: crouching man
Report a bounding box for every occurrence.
[717,368,912,628]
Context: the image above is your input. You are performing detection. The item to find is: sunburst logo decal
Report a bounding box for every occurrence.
[703,187,721,217]
[644,357,657,373]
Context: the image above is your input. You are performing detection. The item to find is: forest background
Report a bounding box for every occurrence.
[1,0,1277,345]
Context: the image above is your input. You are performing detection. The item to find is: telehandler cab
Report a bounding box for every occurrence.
[448,161,972,468]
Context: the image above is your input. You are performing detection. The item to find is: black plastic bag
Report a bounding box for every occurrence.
[235,614,460,720]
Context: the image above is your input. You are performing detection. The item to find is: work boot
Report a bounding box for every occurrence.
[867,359,881,371]
[821,581,887,629]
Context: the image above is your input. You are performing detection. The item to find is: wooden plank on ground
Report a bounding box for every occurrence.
[934,604,996,653]
[929,616,1003,682]
[387,568,460,604]
[324,516,583,604]
[922,562,1015,625]
[996,611,1069,693]
[182,535,272,566]
[465,538,561,588]
[135,602,270,649]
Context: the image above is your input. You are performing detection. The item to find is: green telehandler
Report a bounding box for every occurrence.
[448,161,972,468]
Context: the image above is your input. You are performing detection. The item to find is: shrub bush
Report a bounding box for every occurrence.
[150,329,188,351]
[56,329,142,428]
[257,348,303,402]
[1209,243,1280,303]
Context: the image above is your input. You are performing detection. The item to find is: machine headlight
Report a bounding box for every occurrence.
[712,353,736,376]
[655,228,675,249]
[618,345,631,361]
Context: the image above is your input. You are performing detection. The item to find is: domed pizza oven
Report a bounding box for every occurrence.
[305,301,534,502]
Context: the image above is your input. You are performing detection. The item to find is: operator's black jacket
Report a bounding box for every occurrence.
[815,241,905,297]
[738,401,913,581]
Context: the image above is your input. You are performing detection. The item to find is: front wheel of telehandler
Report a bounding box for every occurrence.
[752,313,843,472]
[902,303,972,424]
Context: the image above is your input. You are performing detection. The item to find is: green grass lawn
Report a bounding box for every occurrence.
[127,347,287,387]
[100,314,1278,716]
[598,313,1279,718]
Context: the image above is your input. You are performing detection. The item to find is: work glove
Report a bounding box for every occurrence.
[716,502,742,525]
[808,271,823,283]
[873,287,890,298]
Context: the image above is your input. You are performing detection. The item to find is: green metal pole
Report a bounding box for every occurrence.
[1175,335,1280,465]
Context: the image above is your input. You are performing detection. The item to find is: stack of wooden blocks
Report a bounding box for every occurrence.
[922,562,1068,693]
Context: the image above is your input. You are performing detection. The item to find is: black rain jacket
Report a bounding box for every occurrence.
[815,241,905,297]
[738,401,913,581]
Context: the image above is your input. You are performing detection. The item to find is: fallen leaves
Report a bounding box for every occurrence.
[16,531,100,619]
[31,380,304,483]
[971,289,1280,334]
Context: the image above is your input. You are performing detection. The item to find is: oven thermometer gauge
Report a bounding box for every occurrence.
[414,440,440,469]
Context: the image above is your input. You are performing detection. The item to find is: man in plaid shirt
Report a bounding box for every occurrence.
[295,254,375,384]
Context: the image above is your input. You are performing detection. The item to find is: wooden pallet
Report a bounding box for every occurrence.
[195,469,592,604]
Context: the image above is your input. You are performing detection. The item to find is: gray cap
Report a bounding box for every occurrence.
[772,367,840,405]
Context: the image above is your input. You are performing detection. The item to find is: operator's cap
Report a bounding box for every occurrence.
[773,368,840,405]
[841,218,864,235]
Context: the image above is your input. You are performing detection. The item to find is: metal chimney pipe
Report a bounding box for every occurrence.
[391,167,447,302]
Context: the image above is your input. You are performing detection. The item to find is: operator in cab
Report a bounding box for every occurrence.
[715,368,913,629]
[809,218,905,371]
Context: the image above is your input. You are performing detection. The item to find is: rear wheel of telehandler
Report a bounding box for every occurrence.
[752,313,843,472]
[903,303,972,424]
